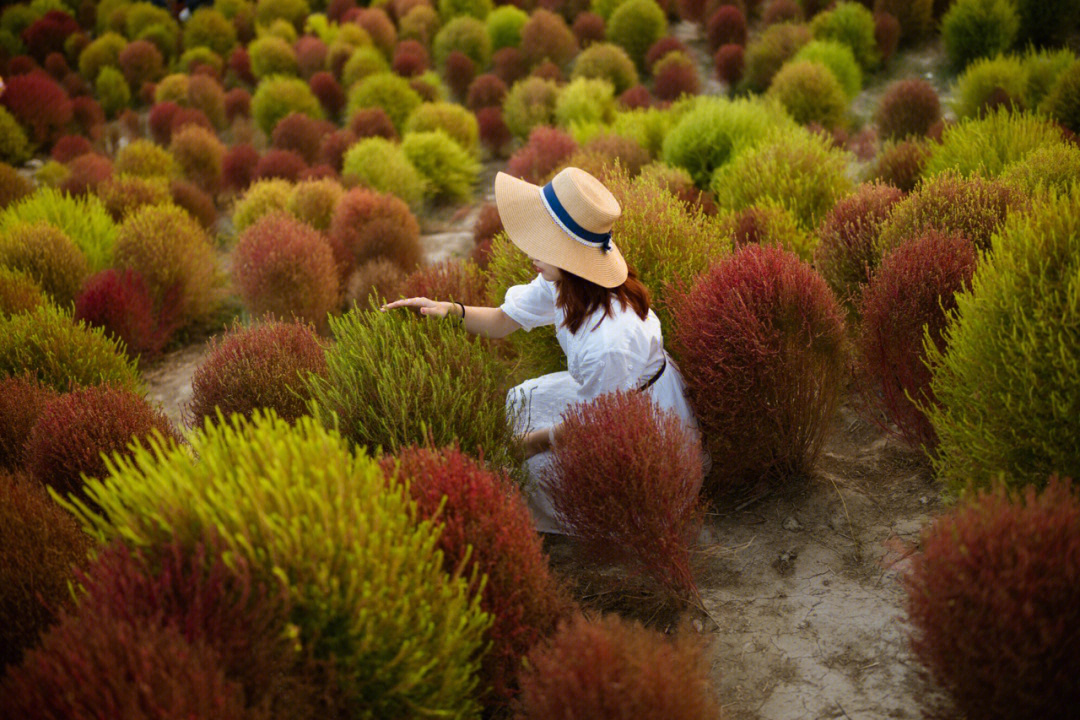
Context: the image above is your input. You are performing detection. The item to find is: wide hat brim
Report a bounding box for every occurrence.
[494,171,628,288]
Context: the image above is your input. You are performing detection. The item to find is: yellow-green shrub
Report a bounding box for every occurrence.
[341,45,389,90]
[1000,142,1080,196]
[926,188,1080,494]
[114,139,177,179]
[183,7,236,56]
[570,42,639,94]
[766,59,848,130]
[0,188,117,271]
[251,74,324,136]
[66,411,491,720]
[346,72,423,133]
[605,0,665,71]
[951,54,1028,120]
[925,108,1066,178]
[232,178,293,234]
[809,1,878,71]
[405,101,479,151]
[0,221,89,307]
[502,76,559,138]
[401,130,479,202]
[248,34,298,79]
[555,77,616,128]
[286,177,344,232]
[255,0,309,30]
[0,267,46,317]
[0,107,31,166]
[791,39,861,100]
[341,137,427,207]
[77,31,125,82]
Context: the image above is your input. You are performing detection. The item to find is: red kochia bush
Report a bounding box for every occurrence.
[477,106,511,156]
[232,211,340,331]
[715,42,744,85]
[59,152,113,196]
[0,375,58,471]
[652,52,700,101]
[0,470,90,670]
[228,46,255,85]
[71,96,105,139]
[44,52,69,80]
[224,87,251,122]
[119,40,164,90]
[255,147,308,182]
[444,50,476,100]
[21,11,79,63]
[645,36,689,73]
[516,613,721,720]
[763,0,802,24]
[271,112,333,164]
[75,268,169,360]
[187,320,327,425]
[466,73,507,110]
[329,187,422,271]
[671,244,846,494]
[50,134,93,163]
[905,478,1080,720]
[875,78,941,140]
[493,46,529,85]
[869,138,930,192]
[170,179,218,230]
[813,181,905,307]
[25,384,179,500]
[472,202,503,266]
[318,128,357,172]
[856,231,976,450]
[348,106,398,140]
[399,259,489,306]
[385,446,572,709]
[223,142,260,192]
[393,39,430,77]
[0,72,72,145]
[545,391,705,600]
[309,72,344,120]
[295,35,328,78]
[506,125,578,184]
[147,100,181,144]
[619,83,653,108]
[875,11,901,65]
[0,611,254,720]
[572,12,606,47]
[706,5,747,52]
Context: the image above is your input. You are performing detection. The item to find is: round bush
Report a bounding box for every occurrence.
[169,123,225,191]
[0,71,72,146]
[644,36,688,73]
[341,45,389,90]
[0,187,118,273]
[813,181,904,306]
[1012,0,1080,48]
[251,74,324,136]
[271,112,333,165]
[21,10,79,63]
[406,100,479,151]
[76,31,125,84]
[433,16,491,69]
[466,73,507,109]
[1000,142,1080,195]
[0,374,57,471]
[222,142,260,193]
[346,71,422,132]
[671,243,846,494]
[114,138,176,179]
[521,9,579,69]
[354,7,397,57]
[440,0,493,20]
[169,178,218,231]
[233,211,339,331]
[286,177,345,232]
[926,189,1080,493]
[295,35,329,78]
[492,45,529,84]
[714,42,744,85]
[792,39,861,99]
[876,0,934,46]
[344,257,406,308]
[398,258,490,307]
[249,34,299,80]
[59,152,115,198]
[875,77,941,140]
[501,76,558,138]
[652,51,700,101]
[348,107,400,143]
[1020,48,1076,110]
[386,446,571,709]
[711,128,853,230]
[67,410,490,719]
[486,5,528,51]
[570,42,638,95]
[764,0,802,25]
[255,0,310,29]
[942,0,1019,71]
[1041,61,1080,135]
[50,135,93,165]
[868,137,931,192]
[517,614,720,719]
[0,220,89,307]
[75,267,167,360]
[254,147,307,181]
[555,76,616,128]
[877,171,1027,255]
[720,199,814,259]
[0,267,46,318]
[810,1,879,70]
[547,390,704,598]
[0,107,31,166]
[743,21,811,93]
[95,65,130,118]
[951,55,1028,120]
[232,177,292,233]
[606,0,666,71]
[766,59,848,129]
[857,231,977,450]
[188,319,327,425]
[0,470,89,670]
[0,304,140,393]
[26,384,178,499]
[705,5,746,52]
[183,7,236,56]
[113,204,218,328]
[401,129,479,203]
[341,136,427,207]
[392,40,430,78]
[399,4,440,46]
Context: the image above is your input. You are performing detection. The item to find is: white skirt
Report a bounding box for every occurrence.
[506,353,707,534]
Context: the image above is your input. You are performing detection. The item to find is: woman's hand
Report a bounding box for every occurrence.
[520,428,552,459]
[380,297,453,318]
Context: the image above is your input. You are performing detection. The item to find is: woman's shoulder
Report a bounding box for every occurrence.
[584,302,661,342]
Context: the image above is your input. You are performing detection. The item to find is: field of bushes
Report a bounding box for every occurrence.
[1,0,1078,716]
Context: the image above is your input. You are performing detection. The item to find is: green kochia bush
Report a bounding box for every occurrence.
[926,189,1080,495]
[342,137,427,207]
[65,411,491,720]
[405,101,479,151]
[486,5,528,51]
[555,77,616,128]
[925,108,1066,178]
[951,55,1028,120]
[401,130,480,202]
[346,72,423,133]
[571,43,639,95]
[502,77,559,139]
[711,128,853,230]
[1000,142,1080,195]
[251,75,324,136]
[810,1,878,71]
[766,59,848,130]
[307,307,521,477]
[0,188,117,272]
[606,0,666,71]
[792,40,862,100]
[941,0,1019,71]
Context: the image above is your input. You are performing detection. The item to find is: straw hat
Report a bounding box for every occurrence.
[494,167,628,288]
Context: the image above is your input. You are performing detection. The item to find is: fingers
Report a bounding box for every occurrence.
[380,297,430,311]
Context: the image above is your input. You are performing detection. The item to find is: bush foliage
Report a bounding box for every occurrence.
[401,129,480,203]
[941,0,1019,70]
[74,268,169,360]
[329,187,423,272]
[875,78,940,140]
[0,220,89,307]
[251,74,324,136]
[0,187,117,272]
[766,59,848,130]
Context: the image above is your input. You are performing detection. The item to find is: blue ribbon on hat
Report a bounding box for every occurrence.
[540,181,613,253]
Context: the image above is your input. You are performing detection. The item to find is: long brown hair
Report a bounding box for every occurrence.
[556,266,650,333]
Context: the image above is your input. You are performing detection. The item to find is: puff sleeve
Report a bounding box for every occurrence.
[499,274,557,331]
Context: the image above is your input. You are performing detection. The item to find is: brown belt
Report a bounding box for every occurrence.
[637,359,666,392]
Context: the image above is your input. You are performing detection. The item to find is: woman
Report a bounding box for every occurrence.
[382,167,703,533]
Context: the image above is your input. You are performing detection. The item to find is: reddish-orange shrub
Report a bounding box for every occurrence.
[59,152,113,196]
[477,106,511,156]
[905,478,1080,720]
[232,211,340,330]
[813,181,905,306]
[530,59,562,82]
[187,75,226,129]
[875,11,900,65]
[393,39,430,77]
[714,42,744,85]
[188,319,326,425]
[521,9,578,69]
[706,5,747,52]
[763,0,801,24]
[169,124,225,191]
[516,614,721,719]
[71,96,105,139]
[328,0,357,21]
[355,7,397,56]
[398,259,489,306]
[506,125,578,183]
[169,107,214,136]
[671,244,846,494]
[222,142,260,192]
[645,36,689,73]
[856,231,975,449]
[473,201,503,251]
[295,35,328,78]
[44,52,69,80]
[0,469,89,670]
[348,106,398,140]
[254,148,307,182]
[0,375,57,471]
[75,268,169,360]
[493,46,529,85]
[119,39,164,90]
[385,446,572,708]
[618,83,653,108]
[572,12,605,46]
[466,73,507,109]
[343,257,405,308]
[6,56,39,76]
[583,133,650,176]
[875,78,940,140]
[0,611,255,720]
[21,11,79,63]
[869,138,930,192]
[545,391,705,598]
[224,87,251,122]
[444,50,476,99]
[228,46,255,85]
[652,51,700,101]
[0,72,72,145]
[0,163,33,210]
[50,134,92,163]
[25,384,179,500]
[147,100,181,144]
[639,162,717,214]
[318,128,356,172]
[329,187,422,271]
[170,179,217,230]
[272,112,334,165]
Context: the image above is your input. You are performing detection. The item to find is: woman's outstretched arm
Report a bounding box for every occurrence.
[380,297,522,339]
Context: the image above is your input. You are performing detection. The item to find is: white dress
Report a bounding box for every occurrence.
[500,274,705,534]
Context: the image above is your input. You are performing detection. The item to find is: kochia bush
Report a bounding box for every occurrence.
[875,78,941,140]
[766,59,848,130]
[0,268,45,318]
[0,375,56,471]
[75,268,170,360]
[571,42,639,94]
[941,0,1019,71]
[606,0,666,71]
[330,187,423,271]
[342,137,426,208]
[401,130,480,203]
[502,76,559,138]
[671,244,846,495]
[251,74,324,136]
[0,220,89,307]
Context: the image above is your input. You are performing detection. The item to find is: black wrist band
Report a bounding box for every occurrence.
[456,301,465,324]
